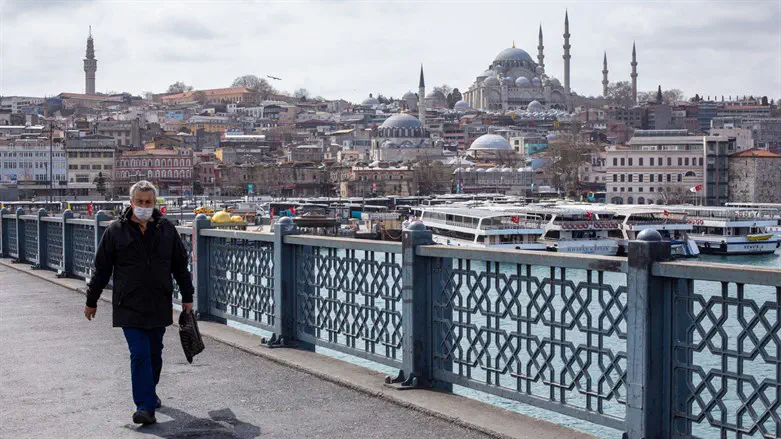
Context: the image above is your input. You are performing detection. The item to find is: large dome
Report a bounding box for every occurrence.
[380,113,422,129]
[494,47,534,63]
[453,100,471,111]
[469,134,512,151]
[426,90,447,100]
[362,94,380,105]
[402,91,417,100]
[483,76,500,87]
[515,77,532,87]
[527,100,544,112]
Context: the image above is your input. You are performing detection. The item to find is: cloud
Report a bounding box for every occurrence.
[152,16,222,41]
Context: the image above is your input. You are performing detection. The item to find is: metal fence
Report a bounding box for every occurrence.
[1,208,778,439]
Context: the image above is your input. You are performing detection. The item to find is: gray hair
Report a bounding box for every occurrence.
[129,180,158,200]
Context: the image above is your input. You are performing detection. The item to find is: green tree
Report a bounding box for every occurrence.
[167,81,193,94]
[446,88,463,109]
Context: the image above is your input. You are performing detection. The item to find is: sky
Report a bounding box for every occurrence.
[1,0,780,103]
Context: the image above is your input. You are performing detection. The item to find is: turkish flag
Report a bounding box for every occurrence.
[586,211,593,220]
[511,216,520,224]
[160,206,167,215]
[87,202,93,217]
[663,210,669,217]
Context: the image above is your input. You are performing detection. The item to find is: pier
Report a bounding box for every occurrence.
[1,207,779,438]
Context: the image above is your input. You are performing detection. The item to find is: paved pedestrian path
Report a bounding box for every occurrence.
[0,265,491,439]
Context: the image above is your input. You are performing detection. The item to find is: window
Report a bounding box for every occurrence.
[677,174,682,182]
[80,164,89,170]
[639,187,644,192]
[174,159,179,167]
[628,158,633,166]
[650,174,654,182]
[678,158,682,166]
[685,171,696,177]
[620,158,625,166]
[68,165,78,170]
[155,159,160,167]
[628,174,633,182]
[68,152,78,158]
[628,187,633,192]
[699,158,703,166]
[620,174,625,182]
[613,174,618,182]
[148,170,153,177]
[639,158,644,166]
[639,174,644,182]
[685,158,689,166]
[92,165,101,170]
[667,174,671,182]
[658,173,663,182]
[650,187,654,192]
[613,187,618,192]
[667,158,672,166]
[613,158,618,166]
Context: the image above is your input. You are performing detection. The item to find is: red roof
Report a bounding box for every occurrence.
[729,148,781,158]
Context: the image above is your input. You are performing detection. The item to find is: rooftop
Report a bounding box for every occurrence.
[730,148,781,158]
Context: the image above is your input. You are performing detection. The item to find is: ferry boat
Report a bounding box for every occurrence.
[674,206,781,255]
[528,206,621,255]
[415,206,546,250]
[608,207,700,257]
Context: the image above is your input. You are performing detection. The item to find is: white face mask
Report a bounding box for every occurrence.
[134,207,154,222]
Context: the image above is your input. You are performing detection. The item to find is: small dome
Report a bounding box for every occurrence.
[453,100,471,111]
[494,47,534,63]
[477,69,494,79]
[402,91,416,100]
[502,76,514,86]
[469,134,513,151]
[550,78,561,86]
[380,113,422,129]
[531,77,542,87]
[362,94,380,105]
[486,168,498,173]
[483,76,500,87]
[527,100,544,112]
[426,90,447,100]
[515,77,532,87]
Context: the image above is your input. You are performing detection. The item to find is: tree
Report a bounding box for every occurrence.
[544,136,590,195]
[192,180,203,196]
[662,89,684,105]
[167,81,193,94]
[433,85,453,97]
[414,160,451,195]
[606,81,634,106]
[656,85,663,104]
[446,88,463,109]
[232,75,277,99]
[192,91,207,104]
[761,96,769,106]
[294,88,309,100]
[94,172,107,199]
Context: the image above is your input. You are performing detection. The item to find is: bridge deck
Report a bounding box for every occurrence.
[0,265,496,439]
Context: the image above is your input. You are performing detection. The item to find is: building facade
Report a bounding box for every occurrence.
[95,119,141,148]
[0,138,67,197]
[64,135,117,196]
[116,148,193,195]
[728,149,781,203]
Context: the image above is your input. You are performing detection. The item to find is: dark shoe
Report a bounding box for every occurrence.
[156,397,161,409]
[132,410,157,425]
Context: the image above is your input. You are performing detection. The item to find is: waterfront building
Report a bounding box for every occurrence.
[64,135,117,196]
[452,166,533,195]
[0,138,67,198]
[370,114,442,162]
[340,165,417,198]
[728,149,781,203]
[116,148,193,195]
[161,87,260,106]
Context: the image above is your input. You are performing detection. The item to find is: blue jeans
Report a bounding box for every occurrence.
[122,327,166,413]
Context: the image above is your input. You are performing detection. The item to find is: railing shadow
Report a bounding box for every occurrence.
[129,406,261,439]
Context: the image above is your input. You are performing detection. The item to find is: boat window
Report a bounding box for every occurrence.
[609,230,623,239]
[544,230,560,239]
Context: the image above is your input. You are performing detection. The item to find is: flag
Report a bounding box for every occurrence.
[160,205,167,215]
[586,211,593,220]
[663,210,669,217]
[270,208,274,220]
[689,184,703,193]
[87,202,93,217]
[291,206,296,215]
[511,216,520,224]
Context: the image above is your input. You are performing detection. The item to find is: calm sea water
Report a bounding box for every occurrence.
[201,247,781,439]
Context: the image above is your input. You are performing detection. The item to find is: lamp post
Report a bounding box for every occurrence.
[49,119,53,203]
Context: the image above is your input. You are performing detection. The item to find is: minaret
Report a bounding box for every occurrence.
[631,42,638,105]
[84,26,97,95]
[602,52,609,97]
[562,10,571,93]
[537,24,545,71]
[418,64,426,129]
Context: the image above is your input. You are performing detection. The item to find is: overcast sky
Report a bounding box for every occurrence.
[1,0,779,103]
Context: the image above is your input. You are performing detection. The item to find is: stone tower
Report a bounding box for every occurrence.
[537,24,545,72]
[602,52,609,97]
[84,27,97,95]
[631,42,638,105]
[562,11,571,93]
[418,64,426,129]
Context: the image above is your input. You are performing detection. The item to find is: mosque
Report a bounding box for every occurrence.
[461,11,639,112]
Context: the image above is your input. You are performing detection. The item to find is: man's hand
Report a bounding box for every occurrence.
[84,306,97,321]
[182,302,193,313]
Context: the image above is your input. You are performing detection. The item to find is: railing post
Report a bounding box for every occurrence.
[395,221,443,389]
[625,229,672,439]
[14,208,25,263]
[265,216,304,348]
[0,207,7,258]
[191,214,213,319]
[34,208,47,269]
[61,209,74,277]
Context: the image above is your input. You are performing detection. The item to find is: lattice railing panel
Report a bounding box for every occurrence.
[208,237,275,331]
[673,280,780,439]
[7,219,18,258]
[23,219,38,264]
[72,224,95,279]
[432,258,628,428]
[295,245,403,367]
[46,222,63,271]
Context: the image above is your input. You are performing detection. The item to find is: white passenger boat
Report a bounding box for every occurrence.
[524,206,620,255]
[608,207,700,257]
[674,206,781,255]
[414,206,546,250]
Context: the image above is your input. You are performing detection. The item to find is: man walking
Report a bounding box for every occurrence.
[84,180,194,425]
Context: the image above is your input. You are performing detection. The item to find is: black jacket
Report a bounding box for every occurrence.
[86,208,194,328]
